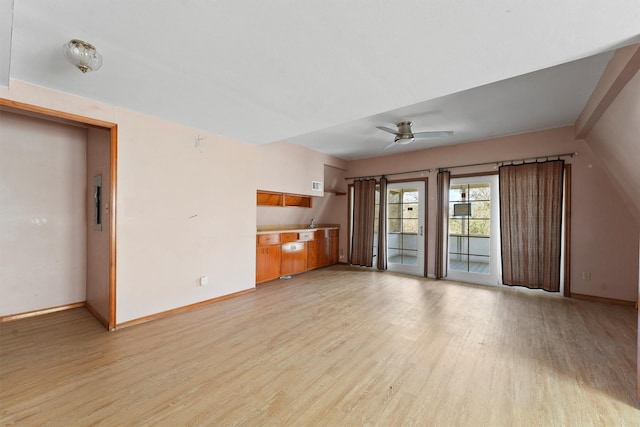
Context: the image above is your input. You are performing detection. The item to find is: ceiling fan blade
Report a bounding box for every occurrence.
[383,141,397,150]
[412,130,454,138]
[376,126,400,135]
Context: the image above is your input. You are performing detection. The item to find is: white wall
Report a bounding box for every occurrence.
[257,141,346,197]
[1,81,258,325]
[585,70,640,223]
[0,111,87,315]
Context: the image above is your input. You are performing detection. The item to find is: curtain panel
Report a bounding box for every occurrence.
[499,160,564,291]
[376,177,388,270]
[350,179,377,267]
[435,171,450,279]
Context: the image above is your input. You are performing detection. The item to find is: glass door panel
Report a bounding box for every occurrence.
[387,182,425,275]
[447,175,500,285]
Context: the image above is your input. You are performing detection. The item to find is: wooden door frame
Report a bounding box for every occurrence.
[0,98,118,330]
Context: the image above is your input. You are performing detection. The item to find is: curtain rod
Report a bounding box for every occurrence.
[345,167,432,181]
[437,151,578,171]
[345,151,578,181]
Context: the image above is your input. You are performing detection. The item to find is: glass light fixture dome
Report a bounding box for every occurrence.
[63,39,102,73]
[395,135,415,145]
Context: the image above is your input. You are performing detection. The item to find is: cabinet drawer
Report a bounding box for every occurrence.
[280,232,298,243]
[282,242,305,252]
[297,231,315,241]
[257,233,280,245]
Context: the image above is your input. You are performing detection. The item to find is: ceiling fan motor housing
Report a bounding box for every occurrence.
[395,121,415,143]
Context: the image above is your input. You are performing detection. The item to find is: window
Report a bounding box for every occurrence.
[448,181,491,274]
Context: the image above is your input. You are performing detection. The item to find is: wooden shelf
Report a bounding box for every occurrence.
[257,190,312,208]
[284,193,312,208]
[256,191,283,206]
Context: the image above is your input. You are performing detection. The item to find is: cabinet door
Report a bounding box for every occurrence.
[256,245,281,283]
[328,229,339,265]
[307,239,320,270]
[281,242,307,276]
[318,237,329,267]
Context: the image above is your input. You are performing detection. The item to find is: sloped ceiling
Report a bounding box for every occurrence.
[3,1,640,159]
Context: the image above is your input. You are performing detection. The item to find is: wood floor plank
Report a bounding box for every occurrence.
[1,266,638,425]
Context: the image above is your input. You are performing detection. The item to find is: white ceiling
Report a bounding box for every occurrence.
[2,1,640,160]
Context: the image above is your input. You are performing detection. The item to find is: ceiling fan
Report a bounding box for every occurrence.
[377,121,453,150]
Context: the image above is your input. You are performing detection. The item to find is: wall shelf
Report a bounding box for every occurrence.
[257,190,312,208]
[325,189,346,196]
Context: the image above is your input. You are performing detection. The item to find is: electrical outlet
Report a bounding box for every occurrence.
[582,272,591,280]
[339,249,344,259]
[199,276,209,286]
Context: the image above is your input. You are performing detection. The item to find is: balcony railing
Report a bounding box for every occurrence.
[448,234,490,274]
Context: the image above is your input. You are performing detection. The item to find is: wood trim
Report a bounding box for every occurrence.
[109,125,118,330]
[0,302,85,323]
[347,183,353,263]
[570,293,636,307]
[563,164,572,297]
[0,98,117,129]
[423,177,429,277]
[114,288,256,329]
[85,302,109,327]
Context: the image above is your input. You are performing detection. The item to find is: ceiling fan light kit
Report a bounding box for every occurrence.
[396,135,415,144]
[377,121,453,150]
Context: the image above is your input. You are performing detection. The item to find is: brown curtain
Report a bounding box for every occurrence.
[350,179,377,267]
[377,176,388,270]
[499,160,564,291]
[435,171,450,279]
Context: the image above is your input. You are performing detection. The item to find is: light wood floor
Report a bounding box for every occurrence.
[1,266,638,425]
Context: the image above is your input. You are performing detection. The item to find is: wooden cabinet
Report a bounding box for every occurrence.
[307,234,320,270]
[306,229,339,270]
[256,245,282,283]
[316,230,330,268]
[280,232,298,243]
[257,233,280,246]
[256,227,339,284]
[256,233,281,284]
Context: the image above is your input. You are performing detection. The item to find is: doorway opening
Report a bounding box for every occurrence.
[0,99,118,330]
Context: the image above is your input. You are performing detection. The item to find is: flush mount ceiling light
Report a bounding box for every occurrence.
[63,39,102,73]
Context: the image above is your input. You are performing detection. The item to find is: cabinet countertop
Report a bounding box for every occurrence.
[256,224,339,235]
